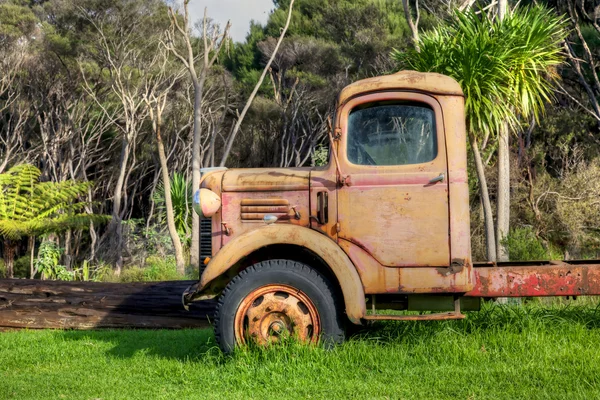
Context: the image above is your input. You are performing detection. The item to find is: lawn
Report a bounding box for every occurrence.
[1,301,600,400]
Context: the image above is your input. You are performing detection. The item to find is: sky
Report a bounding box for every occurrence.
[189,0,275,43]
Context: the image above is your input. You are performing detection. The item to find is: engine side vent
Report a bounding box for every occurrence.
[240,199,290,221]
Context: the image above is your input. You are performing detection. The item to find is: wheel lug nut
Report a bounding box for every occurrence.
[265,306,272,312]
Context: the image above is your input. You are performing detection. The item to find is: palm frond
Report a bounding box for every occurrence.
[393,5,567,139]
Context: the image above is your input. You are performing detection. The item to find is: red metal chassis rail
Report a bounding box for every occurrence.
[465,260,600,298]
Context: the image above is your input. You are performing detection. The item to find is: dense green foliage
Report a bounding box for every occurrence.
[2,302,600,399]
[0,0,598,277]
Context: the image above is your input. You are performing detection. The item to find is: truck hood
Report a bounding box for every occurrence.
[221,168,312,192]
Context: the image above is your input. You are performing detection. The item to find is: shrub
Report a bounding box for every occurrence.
[14,255,31,278]
[118,267,146,283]
[143,256,181,281]
[73,261,112,282]
[120,219,174,267]
[34,241,74,280]
[118,256,182,283]
[503,227,558,261]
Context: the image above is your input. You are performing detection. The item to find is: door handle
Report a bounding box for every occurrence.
[429,173,445,184]
[317,191,329,224]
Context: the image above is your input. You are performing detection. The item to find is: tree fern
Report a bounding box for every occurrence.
[0,164,110,278]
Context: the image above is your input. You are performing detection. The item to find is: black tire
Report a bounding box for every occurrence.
[213,259,346,353]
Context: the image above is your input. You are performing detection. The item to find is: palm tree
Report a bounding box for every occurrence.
[394,6,566,261]
[0,164,109,278]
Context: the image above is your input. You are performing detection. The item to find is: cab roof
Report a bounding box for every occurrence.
[338,71,464,106]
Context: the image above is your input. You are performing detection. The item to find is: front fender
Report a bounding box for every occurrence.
[188,224,366,324]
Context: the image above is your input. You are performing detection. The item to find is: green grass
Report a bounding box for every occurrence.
[2,301,600,399]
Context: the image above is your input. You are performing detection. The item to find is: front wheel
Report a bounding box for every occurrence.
[213,259,346,353]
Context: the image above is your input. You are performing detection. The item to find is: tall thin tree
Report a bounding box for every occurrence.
[166,2,231,269]
[144,48,187,274]
[496,0,510,262]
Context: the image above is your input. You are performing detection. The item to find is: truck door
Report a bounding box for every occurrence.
[336,92,450,267]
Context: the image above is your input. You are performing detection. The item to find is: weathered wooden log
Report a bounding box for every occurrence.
[0,279,216,330]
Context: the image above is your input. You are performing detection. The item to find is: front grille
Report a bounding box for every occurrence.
[200,217,212,261]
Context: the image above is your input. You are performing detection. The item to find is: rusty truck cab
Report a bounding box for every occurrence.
[187,71,477,351]
[312,71,473,296]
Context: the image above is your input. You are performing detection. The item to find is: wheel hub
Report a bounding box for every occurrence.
[234,284,320,346]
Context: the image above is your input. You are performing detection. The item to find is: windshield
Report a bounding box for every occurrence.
[347,102,437,166]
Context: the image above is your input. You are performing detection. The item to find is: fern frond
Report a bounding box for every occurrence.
[0,165,109,239]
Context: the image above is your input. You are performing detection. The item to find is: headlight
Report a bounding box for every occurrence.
[192,190,202,216]
[192,188,222,218]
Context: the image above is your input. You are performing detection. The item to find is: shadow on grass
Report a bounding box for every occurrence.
[60,328,222,362]
[57,301,600,363]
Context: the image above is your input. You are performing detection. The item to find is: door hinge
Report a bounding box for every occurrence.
[336,223,341,233]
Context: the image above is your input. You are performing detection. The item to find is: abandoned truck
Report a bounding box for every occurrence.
[183,71,600,352]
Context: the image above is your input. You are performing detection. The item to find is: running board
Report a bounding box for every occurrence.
[363,312,465,322]
[364,296,464,321]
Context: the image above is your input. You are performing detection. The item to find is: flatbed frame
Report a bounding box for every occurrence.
[466,260,600,298]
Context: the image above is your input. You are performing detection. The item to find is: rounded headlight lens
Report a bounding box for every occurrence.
[193,188,222,218]
[192,189,202,216]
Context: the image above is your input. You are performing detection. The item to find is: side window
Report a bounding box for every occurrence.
[347,102,437,166]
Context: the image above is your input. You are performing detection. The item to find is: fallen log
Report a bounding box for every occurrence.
[0,279,215,330]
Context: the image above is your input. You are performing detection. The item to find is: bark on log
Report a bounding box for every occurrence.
[0,279,215,330]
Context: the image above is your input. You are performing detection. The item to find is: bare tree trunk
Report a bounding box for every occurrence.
[496,124,510,261]
[64,229,73,271]
[497,0,508,21]
[145,170,160,237]
[29,236,35,279]
[109,137,131,276]
[155,111,186,275]
[495,0,510,262]
[86,187,98,263]
[470,132,497,261]
[166,4,230,269]
[4,240,16,279]
[219,0,296,166]
[402,0,420,52]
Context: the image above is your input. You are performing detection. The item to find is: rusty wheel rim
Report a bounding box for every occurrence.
[234,284,321,346]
